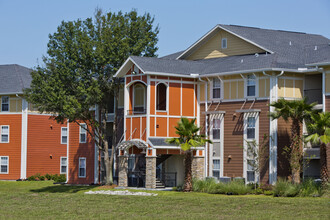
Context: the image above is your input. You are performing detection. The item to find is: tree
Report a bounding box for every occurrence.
[25,9,159,185]
[166,118,212,192]
[270,98,316,184]
[305,112,330,184]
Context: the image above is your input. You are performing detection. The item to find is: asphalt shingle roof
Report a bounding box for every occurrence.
[128,24,330,76]
[0,64,32,94]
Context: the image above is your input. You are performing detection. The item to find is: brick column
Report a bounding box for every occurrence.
[192,157,205,180]
[145,156,156,189]
[118,155,128,187]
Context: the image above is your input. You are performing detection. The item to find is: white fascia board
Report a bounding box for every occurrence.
[176,25,273,60]
[114,57,146,78]
[203,68,319,78]
[144,71,198,78]
[0,92,23,95]
[305,61,330,67]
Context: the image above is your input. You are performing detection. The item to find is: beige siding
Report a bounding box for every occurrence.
[237,81,244,99]
[200,83,205,101]
[265,78,270,97]
[186,30,265,60]
[224,82,230,99]
[278,77,304,98]
[326,73,330,93]
[259,79,266,97]
[230,81,237,99]
[294,80,303,98]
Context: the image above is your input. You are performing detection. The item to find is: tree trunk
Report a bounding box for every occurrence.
[320,142,329,184]
[290,119,302,184]
[183,150,193,192]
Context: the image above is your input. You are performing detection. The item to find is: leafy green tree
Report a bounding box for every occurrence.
[25,9,159,185]
[270,98,316,184]
[167,118,211,192]
[305,112,330,184]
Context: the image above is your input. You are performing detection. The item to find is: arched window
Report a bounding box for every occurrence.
[156,83,167,111]
[133,83,145,113]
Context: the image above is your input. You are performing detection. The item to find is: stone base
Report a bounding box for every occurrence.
[118,156,128,187]
[145,156,156,188]
[192,157,205,180]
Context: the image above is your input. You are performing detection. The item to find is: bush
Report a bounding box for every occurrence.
[192,178,252,195]
[45,173,52,180]
[27,175,36,181]
[54,174,66,183]
[299,179,322,197]
[26,173,66,183]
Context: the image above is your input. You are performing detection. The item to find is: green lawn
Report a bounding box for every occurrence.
[0,181,329,219]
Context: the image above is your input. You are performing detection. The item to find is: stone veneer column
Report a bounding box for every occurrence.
[192,157,205,180]
[118,155,128,187]
[145,156,157,189]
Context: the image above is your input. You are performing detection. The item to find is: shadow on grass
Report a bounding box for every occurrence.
[30,184,99,193]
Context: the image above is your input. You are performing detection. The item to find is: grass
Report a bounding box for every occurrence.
[0,181,329,219]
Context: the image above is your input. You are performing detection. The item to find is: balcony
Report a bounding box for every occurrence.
[304,89,322,105]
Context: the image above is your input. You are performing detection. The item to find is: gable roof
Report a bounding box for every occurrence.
[0,64,32,94]
[115,24,330,78]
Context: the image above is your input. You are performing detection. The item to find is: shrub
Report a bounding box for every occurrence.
[299,179,322,197]
[45,173,52,180]
[27,175,36,181]
[193,179,252,195]
[54,174,66,183]
[192,178,217,193]
[273,179,299,197]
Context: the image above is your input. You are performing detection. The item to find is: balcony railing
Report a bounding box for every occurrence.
[158,172,177,187]
[304,89,322,104]
[127,108,146,115]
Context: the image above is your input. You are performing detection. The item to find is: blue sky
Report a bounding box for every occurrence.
[0,0,329,68]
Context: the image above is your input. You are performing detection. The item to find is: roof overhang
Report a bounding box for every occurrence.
[305,61,330,67]
[0,92,23,95]
[176,24,274,60]
[114,57,145,78]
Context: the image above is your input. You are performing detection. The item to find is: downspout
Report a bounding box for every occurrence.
[199,77,208,177]
[263,70,284,185]
[65,119,69,184]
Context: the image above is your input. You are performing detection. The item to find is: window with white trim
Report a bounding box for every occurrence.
[1,96,9,112]
[133,83,145,113]
[221,38,227,49]
[247,74,256,97]
[61,127,67,144]
[247,117,256,139]
[212,119,221,140]
[60,157,67,174]
[79,123,87,143]
[0,156,9,174]
[212,78,221,99]
[156,83,167,111]
[1,126,9,143]
[244,113,259,183]
[212,159,220,178]
[79,157,86,178]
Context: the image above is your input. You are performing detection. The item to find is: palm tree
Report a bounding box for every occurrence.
[305,112,330,184]
[270,98,316,184]
[166,117,211,192]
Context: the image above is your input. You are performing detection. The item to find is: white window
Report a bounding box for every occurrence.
[60,157,67,174]
[212,78,221,99]
[1,96,9,112]
[80,123,87,143]
[61,127,67,144]
[0,156,9,174]
[247,74,256,97]
[212,159,220,178]
[221,38,227,49]
[247,117,256,139]
[244,113,259,183]
[79,157,86,178]
[1,126,9,143]
[212,119,221,140]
